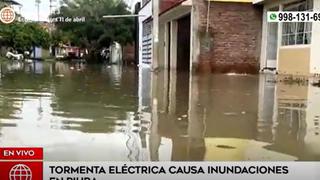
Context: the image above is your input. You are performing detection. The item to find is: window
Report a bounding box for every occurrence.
[142,20,153,64]
[282,0,313,46]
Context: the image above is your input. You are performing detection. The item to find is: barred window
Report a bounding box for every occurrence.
[142,20,153,64]
[282,0,313,46]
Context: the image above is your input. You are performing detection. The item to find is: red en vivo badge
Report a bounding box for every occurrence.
[0,148,43,180]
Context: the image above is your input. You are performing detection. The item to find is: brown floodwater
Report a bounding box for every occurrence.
[0,61,319,161]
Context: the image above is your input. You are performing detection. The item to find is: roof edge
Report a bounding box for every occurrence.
[210,0,253,3]
[253,0,265,4]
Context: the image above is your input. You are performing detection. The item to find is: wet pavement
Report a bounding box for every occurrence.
[0,61,319,161]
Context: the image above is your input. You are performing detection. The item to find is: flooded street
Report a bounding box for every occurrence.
[0,61,319,161]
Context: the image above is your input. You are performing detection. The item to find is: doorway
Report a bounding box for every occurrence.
[176,14,191,71]
[175,14,191,122]
[167,22,171,71]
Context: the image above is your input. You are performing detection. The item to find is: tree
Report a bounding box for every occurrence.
[0,22,50,53]
[51,0,135,62]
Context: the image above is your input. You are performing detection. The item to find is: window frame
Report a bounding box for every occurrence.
[281,0,313,47]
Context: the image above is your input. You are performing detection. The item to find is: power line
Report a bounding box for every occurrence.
[103,14,145,18]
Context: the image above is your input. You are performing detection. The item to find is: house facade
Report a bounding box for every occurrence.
[139,0,319,75]
[256,0,320,76]
[156,0,263,74]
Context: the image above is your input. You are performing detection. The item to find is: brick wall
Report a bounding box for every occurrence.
[194,2,263,74]
[123,43,136,64]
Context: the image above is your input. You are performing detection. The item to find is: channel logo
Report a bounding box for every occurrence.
[9,164,32,180]
[0,148,43,180]
[0,7,16,24]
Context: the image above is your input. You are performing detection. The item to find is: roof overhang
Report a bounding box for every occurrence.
[252,0,265,4]
[159,0,191,16]
[208,0,268,4]
[208,0,253,3]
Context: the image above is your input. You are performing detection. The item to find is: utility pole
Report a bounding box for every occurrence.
[49,0,52,15]
[49,0,57,16]
[35,0,41,22]
[48,0,57,57]
[152,0,159,71]
[49,0,56,30]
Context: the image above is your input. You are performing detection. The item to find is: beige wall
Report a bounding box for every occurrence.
[310,0,320,74]
[278,46,311,75]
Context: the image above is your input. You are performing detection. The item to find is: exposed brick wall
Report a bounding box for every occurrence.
[194,2,263,74]
[123,43,136,64]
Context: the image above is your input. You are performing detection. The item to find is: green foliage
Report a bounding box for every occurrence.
[0,22,50,52]
[51,30,73,46]
[51,0,134,48]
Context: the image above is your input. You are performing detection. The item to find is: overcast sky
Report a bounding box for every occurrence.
[15,0,139,21]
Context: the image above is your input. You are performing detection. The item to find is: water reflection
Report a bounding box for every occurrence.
[149,71,320,161]
[0,61,319,161]
[0,61,147,161]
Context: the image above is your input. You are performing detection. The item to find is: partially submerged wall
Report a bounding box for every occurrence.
[193,1,263,74]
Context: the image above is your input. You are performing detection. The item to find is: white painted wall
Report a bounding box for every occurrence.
[260,5,269,70]
[138,1,152,68]
[260,2,285,71]
[310,0,320,74]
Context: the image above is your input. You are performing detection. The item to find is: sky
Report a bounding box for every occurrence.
[15,0,139,21]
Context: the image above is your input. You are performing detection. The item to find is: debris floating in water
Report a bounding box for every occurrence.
[216,145,236,149]
[223,112,237,116]
[56,74,65,77]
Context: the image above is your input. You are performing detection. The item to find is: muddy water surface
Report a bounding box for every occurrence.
[0,61,319,161]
